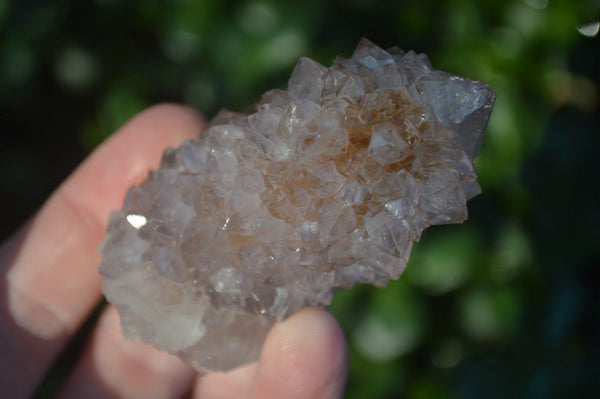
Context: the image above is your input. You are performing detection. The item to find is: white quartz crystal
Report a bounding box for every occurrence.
[99,38,495,373]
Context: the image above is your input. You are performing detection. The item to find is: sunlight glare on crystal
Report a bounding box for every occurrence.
[126,214,147,229]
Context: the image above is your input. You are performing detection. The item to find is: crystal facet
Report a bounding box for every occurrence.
[99,38,496,373]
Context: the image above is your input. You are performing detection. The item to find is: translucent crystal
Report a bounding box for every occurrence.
[99,38,495,373]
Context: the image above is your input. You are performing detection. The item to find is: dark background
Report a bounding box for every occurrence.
[1,0,599,397]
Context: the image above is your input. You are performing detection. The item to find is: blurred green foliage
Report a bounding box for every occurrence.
[1,0,599,397]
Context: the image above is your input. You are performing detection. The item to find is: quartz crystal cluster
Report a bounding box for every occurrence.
[99,38,495,373]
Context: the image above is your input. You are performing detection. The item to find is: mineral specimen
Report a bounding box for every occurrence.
[99,38,495,373]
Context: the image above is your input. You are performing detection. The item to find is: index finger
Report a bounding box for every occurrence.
[0,104,204,398]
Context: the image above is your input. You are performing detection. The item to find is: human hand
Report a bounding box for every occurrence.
[0,104,348,399]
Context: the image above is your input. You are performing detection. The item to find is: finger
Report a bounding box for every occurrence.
[58,306,195,399]
[0,104,204,398]
[191,362,258,398]
[250,308,348,399]
[192,308,348,399]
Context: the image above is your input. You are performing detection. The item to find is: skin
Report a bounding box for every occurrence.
[0,104,348,399]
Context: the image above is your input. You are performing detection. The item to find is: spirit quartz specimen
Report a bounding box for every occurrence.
[99,38,496,373]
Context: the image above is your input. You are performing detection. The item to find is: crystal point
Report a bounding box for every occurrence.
[99,38,495,373]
